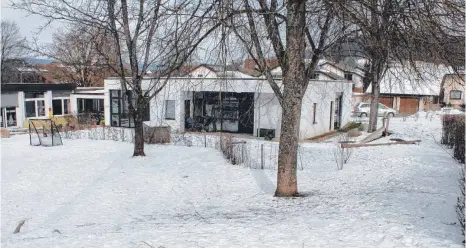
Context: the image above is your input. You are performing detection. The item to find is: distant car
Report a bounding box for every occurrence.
[353,102,397,117]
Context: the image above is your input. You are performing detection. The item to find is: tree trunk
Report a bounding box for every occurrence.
[368,81,380,132]
[133,97,145,156]
[275,0,306,197]
[275,87,303,197]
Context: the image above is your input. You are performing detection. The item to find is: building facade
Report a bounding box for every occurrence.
[104,68,353,140]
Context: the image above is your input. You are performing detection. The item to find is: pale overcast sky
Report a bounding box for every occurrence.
[1,1,60,45]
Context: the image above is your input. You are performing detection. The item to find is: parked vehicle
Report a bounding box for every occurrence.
[353,102,397,117]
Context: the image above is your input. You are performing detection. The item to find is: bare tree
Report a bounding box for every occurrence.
[335,0,465,132]
[1,20,27,84]
[14,0,224,156]
[229,0,352,196]
[26,24,117,87]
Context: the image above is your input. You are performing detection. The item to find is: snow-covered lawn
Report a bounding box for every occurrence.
[1,114,463,247]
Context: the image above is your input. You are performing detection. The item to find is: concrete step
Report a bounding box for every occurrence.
[7,128,29,135]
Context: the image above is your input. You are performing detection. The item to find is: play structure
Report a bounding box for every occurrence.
[28,119,63,146]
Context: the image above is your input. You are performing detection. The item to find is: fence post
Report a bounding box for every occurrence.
[385,117,390,134]
[261,144,264,170]
[241,142,245,164]
[204,134,207,148]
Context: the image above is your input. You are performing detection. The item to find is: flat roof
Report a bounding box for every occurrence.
[1,83,77,93]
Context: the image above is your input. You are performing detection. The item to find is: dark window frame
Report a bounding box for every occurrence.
[344,73,353,81]
[110,90,150,128]
[52,99,63,115]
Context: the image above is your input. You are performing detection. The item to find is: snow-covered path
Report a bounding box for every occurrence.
[1,115,463,247]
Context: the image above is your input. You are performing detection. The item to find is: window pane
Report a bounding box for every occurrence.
[165,100,176,120]
[78,99,84,113]
[25,101,36,117]
[99,99,104,112]
[451,91,462,99]
[52,99,63,115]
[111,99,119,114]
[111,115,120,126]
[120,113,130,127]
[37,100,45,116]
[64,99,70,114]
[111,90,119,98]
[84,99,93,112]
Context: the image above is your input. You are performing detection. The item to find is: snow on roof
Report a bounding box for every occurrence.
[367,62,453,96]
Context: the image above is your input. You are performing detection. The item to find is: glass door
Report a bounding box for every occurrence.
[5,107,17,127]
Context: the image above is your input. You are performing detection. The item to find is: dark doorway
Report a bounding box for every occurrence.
[238,93,254,134]
[334,94,343,129]
[184,100,192,130]
[329,101,334,131]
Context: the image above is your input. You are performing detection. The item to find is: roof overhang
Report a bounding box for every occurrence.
[1,83,77,93]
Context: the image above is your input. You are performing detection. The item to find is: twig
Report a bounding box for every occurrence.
[13,219,26,234]
[141,241,155,248]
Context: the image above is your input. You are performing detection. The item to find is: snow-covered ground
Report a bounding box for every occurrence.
[1,113,463,247]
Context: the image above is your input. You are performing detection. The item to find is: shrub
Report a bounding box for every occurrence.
[441,115,465,163]
[333,134,353,170]
[457,166,465,239]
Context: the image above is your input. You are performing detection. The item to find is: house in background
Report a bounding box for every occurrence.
[440,73,465,109]
[365,62,452,115]
[104,65,353,140]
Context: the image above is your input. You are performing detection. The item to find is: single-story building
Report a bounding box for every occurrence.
[1,83,76,129]
[0,83,108,129]
[103,66,353,139]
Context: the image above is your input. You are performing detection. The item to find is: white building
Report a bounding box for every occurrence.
[0,83,106,129]
[104,66,353,140]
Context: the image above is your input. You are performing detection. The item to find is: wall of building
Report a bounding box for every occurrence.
[442,75,465,107]
[104,77,353,139]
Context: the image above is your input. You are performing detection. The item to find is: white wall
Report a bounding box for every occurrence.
[300,81,353,138]
[103,77,353,139]
[254,93,281,137]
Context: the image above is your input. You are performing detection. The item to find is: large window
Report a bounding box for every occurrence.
[165,100,176,120]
[450,90,462,100]
[77,98,104,113]
[52,98,70,116]
[110,90,150,127]
[25,92,45,118]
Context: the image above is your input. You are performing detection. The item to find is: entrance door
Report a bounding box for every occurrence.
[238,93,254,134]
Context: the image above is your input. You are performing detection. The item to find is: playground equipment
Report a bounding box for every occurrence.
[28,119,63,146]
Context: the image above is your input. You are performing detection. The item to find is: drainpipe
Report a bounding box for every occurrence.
[257,93,261,137]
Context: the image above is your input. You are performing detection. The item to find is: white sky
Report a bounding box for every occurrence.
[1,1,60,45]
